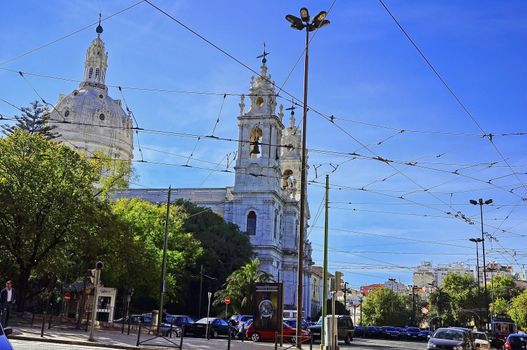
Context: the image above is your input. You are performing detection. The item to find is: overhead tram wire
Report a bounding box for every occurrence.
[1,95,524,201]
[377,0,527,196]
[5,67,527,141]
[0,1,146,66]
[118,86,145,162]
[2,91,524,238]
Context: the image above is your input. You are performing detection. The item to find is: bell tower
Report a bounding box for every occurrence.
[234,52,284,193]
[82,14,108,91]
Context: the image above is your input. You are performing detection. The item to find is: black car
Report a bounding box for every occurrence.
[404,327,421,340]
[427,328,475,350]
[381,326,402,339]
[183,317,234,338]
[505,334,527,350]
[364,325,383,338]
[307,315,354,344]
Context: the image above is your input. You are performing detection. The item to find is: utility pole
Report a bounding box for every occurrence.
[157,186,171,335]
[344,281,348,312]
[198,264,203,318]
[321,174,329,348]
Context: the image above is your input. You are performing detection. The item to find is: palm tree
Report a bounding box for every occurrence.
[214,258,272,314]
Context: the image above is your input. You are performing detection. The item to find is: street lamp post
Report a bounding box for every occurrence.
[470,198,492,327]
[469,237,483,329]
[285,8,330,349]
[408,285,416,327]
[205,291,212,340]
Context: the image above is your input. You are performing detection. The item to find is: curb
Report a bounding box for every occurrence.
[10,335,140,349]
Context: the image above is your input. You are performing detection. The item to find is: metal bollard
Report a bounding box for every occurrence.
[136,320,143,346]
[40,312,46,337]
[127,316,131,335]
[31,312,35,326]
[179,325,184,349]
[47,308,53,329]
[310,334,313,350]
[227,326,231,350]
[241,324,244,342]
[274,331,278,350]
[85,312,90,332]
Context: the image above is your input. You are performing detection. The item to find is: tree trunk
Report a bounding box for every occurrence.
[16,269,31,312]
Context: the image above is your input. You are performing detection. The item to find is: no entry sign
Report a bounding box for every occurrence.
[225,295,230,305]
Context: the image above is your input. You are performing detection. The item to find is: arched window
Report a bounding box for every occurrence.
[95,68,100,78]
[89,68,93,79]
[249,127,263,158]
[247,211,257,235]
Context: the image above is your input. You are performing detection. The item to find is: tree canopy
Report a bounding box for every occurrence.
[0,131,99,308]
[2,101,58,139]
[509,290,527,329]
[213,259,272,315]
[361,287,414,326]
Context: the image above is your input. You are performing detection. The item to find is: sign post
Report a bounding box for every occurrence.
[225,295,230,318]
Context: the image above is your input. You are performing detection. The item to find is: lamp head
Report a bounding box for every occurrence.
[313,11,329,28]
[469,199,478,205]
[285,14,305,30]
[300,7,310,22]
[485,199,493,205]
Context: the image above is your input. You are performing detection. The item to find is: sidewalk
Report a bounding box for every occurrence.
[10,325,181,349]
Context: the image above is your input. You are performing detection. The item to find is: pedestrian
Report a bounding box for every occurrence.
[0,280,16,326]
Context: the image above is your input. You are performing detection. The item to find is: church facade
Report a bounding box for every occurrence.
[52,24,314,313]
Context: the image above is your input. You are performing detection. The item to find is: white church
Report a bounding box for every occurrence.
[49,23,314,314]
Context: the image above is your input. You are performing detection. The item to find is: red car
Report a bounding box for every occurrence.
[245,322,310,342]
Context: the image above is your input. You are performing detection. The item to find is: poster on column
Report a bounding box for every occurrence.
[253,283,283,331]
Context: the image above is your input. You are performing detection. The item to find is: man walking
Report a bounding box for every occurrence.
[0,280,16,326]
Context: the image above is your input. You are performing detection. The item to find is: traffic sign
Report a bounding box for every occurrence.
[225,295,230,305]
[64,292,72,301]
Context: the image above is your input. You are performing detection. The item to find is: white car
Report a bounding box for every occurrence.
[473,331,490,350]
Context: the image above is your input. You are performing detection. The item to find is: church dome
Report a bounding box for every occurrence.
[49,22,133,162]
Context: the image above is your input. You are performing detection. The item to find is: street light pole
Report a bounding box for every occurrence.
[469,237,483,329]
[285,8,330,349]
[470,198,492,328]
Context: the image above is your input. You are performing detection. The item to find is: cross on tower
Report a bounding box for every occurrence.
[256,43,270,64]
[285,101,297,116]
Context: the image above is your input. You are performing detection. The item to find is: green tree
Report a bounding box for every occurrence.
[213,259,272,315]
[176,200,254,316]
[490,275,519,302]
[0,131,99,309]
[2,101,58,139]
[509,290,527,329]
[362,287,410,326]
[440,273,480,325]
[109,198,203,306]
[490,298,509,317]
[429,286,453,326]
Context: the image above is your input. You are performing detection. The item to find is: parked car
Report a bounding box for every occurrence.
[419,329,433,340]
[364,325,383,338]
[404,327,421,340]
[504,334,527,350]
[427,327,475,350]
[381,326,402,339]
[245,321,309,342]
[0,323,13,350]
[283,318,310,330]
[307,315,354,344]
[488,333,505,350]
[166,315,194,336]
[183,317,234,338]
[230,314,252,325]
[472,331,490,350]
[354,325,363,337]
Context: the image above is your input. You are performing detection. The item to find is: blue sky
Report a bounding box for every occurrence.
[1,0,527,289]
